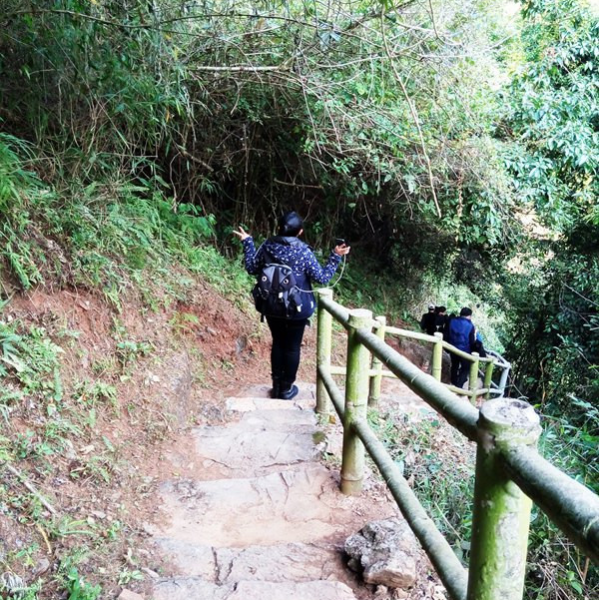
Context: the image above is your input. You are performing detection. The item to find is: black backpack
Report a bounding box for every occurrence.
[252,262,302,320]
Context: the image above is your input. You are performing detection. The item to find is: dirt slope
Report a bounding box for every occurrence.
[0,276,450,599]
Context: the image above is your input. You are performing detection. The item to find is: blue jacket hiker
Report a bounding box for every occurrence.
[447,307,476,389]
[234,211,350,401]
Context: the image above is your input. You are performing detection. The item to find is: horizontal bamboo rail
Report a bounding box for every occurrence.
[318,363,468,600]
[324,296,510,399]
[353,417,469,600]
[503,445,599,564]
[315,290,599,600]
[318,365,345,417]
[353,325,479,441]
[384,325,497,365]
[330,366,499,399]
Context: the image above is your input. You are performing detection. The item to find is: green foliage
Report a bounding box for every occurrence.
[0,134,45,289]
[116,340,153,369]
[0,1,520,269]
[74,381,118,409]
[0,575,41,600]
[525,401,599,598]
[369,409,475,560]
[0,133,217,295]
[503,0,599,416]
[506,0,599,227]
[499,8,599,593]
[0,320,63,405]
[58,562,102,600]
[64,569,102,600]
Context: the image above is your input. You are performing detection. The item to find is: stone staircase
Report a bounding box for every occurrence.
[148,383,397,600]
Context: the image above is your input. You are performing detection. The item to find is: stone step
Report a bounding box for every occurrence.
[235,407,318,429]
[153,539,348,585]
[225,382,317,412]
[226,396,316,412]
[191,409,322,477]
[152,578,357,600]
[148,465,368,547]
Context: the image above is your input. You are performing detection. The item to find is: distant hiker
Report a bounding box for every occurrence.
[420,304,437,336]
[442,312,454,342]
[447,307,476,389]
[234,211,350,400]
[434,306,449,336]
[473,330,487,358]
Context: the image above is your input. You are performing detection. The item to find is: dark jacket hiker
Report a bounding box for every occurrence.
[244,235,340,320]
[234,212,350,400]
[420,304,437,335]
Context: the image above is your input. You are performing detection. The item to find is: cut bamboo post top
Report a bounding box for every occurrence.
[349,309,374,324]
[478,398,541,447]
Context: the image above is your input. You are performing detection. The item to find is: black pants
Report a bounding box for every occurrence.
[451,354,471,389]
[266,317,308,387]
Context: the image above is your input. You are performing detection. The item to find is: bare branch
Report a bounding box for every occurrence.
[191,65,290,72]
[380,13,442,218]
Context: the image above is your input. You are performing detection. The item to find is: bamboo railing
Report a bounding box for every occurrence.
[315,289,599,600]
[318,297,511,405]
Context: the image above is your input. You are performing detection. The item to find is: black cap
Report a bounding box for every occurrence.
[278,211,304,236]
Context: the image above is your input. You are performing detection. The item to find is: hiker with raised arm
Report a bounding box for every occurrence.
[234,211,350,400]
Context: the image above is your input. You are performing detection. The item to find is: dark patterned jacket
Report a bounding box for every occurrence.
[242,235,341,319]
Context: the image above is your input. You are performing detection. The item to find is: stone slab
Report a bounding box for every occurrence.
[216,542,345,585]
[150,465,355,546]
[226,396,315,412]
[238,408,318,428]
[227,580,356,600]
[152,539,346,584]
[152,538,217,581]
[153,578,356,600]
[152,578,230,600]
[191,410,321,473]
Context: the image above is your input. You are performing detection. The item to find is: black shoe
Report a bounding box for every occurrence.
[278,384,299,400]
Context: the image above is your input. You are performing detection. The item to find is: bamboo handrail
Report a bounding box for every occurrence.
[347,315,599,563]
[319,295,511,402]
[319,363,469,600]
[318,365,345,419]
[322,295,508,371]
[384,325,497,365]
[315,291,599,600]
[330,366,501,399]
[354,327,479,441]
[353,416,469,600]
[502,445,599,564]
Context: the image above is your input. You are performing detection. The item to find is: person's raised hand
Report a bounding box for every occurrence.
[233,226,250,241]
[334,243,351,257]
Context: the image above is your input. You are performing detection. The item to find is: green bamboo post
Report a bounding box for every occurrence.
[483,361,494,400]
[498,363,510,396]
[467,398,541,600]
[341,309,373,496]
[316,289,334,415]
[368,315,386,407]
[432,332,443,382]
[468,352,480,405]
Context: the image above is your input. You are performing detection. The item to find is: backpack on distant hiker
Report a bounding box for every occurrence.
[443,314,456,342]
[252,262,303,320]
[473,332,487,358]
